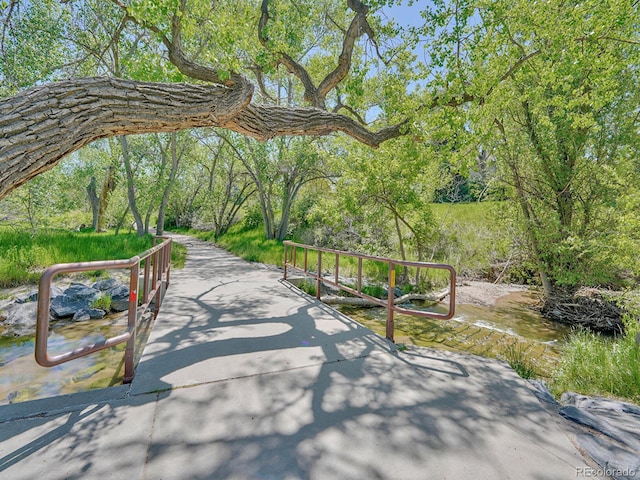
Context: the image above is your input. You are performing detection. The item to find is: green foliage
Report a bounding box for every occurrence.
[501,343,538,379]
[447,0,640,291]
[91,294,112,312]
[296,280,317,297]
[429,202,513,279]
[0,0,71,89]
[209,224,284,266]
[361,284,386,299]
[552,318,640,403]
[242,205,264,231]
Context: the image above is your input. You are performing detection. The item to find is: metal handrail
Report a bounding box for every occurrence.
[283,240,456,343]
[35,236,172,383]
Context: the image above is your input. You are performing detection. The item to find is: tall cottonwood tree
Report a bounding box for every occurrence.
[416,0,640,294]
[191,132,256,239]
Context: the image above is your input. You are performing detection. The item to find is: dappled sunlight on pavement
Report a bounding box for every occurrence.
[0,234,589,479]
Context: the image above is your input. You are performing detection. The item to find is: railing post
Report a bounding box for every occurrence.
[143,258,150,304]
[153,250,161,317]
[304,248,308,273]
[166,240,172,287]
[316,250,322,300]
[386,261,395,342]
[124,259,140,384]
[283,243,288,281]
[335,253,339,285]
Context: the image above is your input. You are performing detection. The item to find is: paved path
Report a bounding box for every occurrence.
[0,235,590,479]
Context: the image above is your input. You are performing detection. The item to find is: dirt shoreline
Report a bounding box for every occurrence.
[454,279,534,307]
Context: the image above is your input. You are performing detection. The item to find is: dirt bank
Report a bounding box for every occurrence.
[454,280,533,307]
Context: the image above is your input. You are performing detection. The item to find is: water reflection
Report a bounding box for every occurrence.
[340,291,572,378]
[0,316,128,405]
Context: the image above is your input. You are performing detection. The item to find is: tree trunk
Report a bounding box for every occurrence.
[119,136,145,237]
[97,162,117,232]
[0,77,404,201]
[86,176,99,231]
[114,205,130,236]
[156,134,181,236]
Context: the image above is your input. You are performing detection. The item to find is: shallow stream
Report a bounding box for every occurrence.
[340,290,572,378]
[0,313,154,405]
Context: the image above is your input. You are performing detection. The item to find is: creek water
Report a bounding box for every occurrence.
[0,313,155,405]
[340,290,573,378]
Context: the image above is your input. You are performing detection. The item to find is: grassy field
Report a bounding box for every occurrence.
[430,201,514,279]
[0,227,186,288]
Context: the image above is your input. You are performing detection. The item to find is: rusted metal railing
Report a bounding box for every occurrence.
[35,236,172,383]
[283,241,456,343]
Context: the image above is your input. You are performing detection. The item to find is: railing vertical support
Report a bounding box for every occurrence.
[143,258,150,304]
[386,261,396,342]
[283,243,288,281]
[165,241,172,287]
[335,254,339,285]
[124,259,140,384]
[303,248,308,273]
[316,250,322,300]
[357,258,363,294]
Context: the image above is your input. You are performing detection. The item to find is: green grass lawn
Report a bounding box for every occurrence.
[0,227,186,288]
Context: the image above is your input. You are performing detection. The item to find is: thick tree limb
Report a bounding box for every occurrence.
[223,104,407,147]
[0,76,406,199]
[258,0,376,110]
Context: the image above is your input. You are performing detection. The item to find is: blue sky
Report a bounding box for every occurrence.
[381,1,428,28]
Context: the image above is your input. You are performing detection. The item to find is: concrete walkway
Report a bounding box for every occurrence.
[0,235,590,479]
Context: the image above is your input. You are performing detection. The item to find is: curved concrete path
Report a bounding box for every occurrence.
[0,235,590,479]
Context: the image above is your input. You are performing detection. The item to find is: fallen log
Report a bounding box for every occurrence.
[320,290,449,307]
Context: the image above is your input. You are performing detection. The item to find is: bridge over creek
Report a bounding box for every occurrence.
[0,234,589,479]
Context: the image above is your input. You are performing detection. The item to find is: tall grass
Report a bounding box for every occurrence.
[431,201,512,279]
[0,227,186,288]
[552,318,640,403]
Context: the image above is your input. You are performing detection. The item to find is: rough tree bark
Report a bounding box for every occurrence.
[0,76,404,200]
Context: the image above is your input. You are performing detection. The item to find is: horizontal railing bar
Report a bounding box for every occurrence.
[283,240,455,271]
[35,238,172,384]
[37,331,132,367]
[283,240,456,343]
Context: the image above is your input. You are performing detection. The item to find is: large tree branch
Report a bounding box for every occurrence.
[258,0,376,110]
[316,1,372,101]
[0,77,405,200]
[0,77,249,199]
[223,104,407,147]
